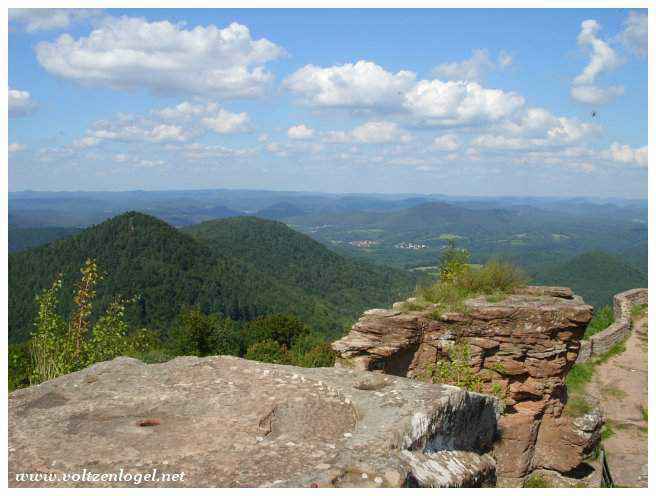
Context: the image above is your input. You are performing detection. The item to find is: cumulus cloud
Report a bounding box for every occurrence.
[284,60,416,109]
[618,11,647,57]
[351,121,411,144]
[35,17,285,98]
[9,8,101,33]
[201,109,252,134]
[570,85,625,105]
[285,59,525,128]
[287,124,315,140]
[432,49,511,83]
[402,80,524,127]
[9,143,26,153]
[432,134,461,151]
[321,121,411,144]
[604,142,648,167]
[574,20,622,85]
[9,87,37,117]
[570,19,624,105]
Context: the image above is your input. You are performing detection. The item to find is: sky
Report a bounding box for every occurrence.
[7,8,649,197]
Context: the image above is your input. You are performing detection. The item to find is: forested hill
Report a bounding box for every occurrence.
[8,212,415,344]
[184,216,417,311]
[530,250,647,309]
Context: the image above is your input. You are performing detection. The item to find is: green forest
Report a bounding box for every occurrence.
[9,212,416,345]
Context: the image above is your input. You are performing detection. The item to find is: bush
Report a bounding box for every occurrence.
[243,314,310,349]
[420,343,483,392]
[457,260,527,295]
[584,305,614,339]
[245,339,290,364]
[418,256,527,315]
[289,334,335,367]
[27,259,140,386]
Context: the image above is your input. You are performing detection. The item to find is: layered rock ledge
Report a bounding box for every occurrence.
[332,286,603,485]
[9,355,500,488]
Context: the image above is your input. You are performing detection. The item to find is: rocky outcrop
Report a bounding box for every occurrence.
[577,288,648,363]
[332,286,602,485]
[9,356,500,488]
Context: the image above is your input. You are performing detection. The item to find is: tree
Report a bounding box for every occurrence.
[438,239,470,284]
[242,314,310,349]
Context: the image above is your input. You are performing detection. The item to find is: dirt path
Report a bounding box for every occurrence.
[586,315,648,487]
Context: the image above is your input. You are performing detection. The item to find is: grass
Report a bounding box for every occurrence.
[584,305,614,339]
[565,395,594,417]
[418,260,527,316]
[601,385,627,399]
[601,423,615,440]
[523,474,550,488]
[641,406,648,422]
[631,303,648,318]
[564,338,628,417]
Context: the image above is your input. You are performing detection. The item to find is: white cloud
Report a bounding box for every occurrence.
[402,80,524,126]
[605,142,648,167]
[200,109,252,134]
[9,87,37,117]
[618,11,647,57]
[35,17,285,98]
[153,101,218,121]
[73,136,101,148]
[432,134,460,151]
[284,60,415,109]
[432,49,513,82]
[570,84,624,105]
[471,135,543,150]
[86,114,194,144]
[351,121,411,144]
[154,101,252,134]
[573,20,622,85]
[9,143,26,153]
[432,49,496,82]
[9,8,101,33]
[287,124,315,140]
[321,121,411,145]
[499,107,600,144]
[179,143,256,161]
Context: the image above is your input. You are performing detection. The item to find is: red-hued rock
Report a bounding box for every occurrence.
[332,286,601,483]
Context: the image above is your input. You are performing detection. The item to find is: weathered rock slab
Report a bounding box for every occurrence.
[9,356,500,488]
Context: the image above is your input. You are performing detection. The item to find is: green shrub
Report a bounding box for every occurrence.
[27,259,140,386]
[245,339,290,364]
[243,314,310,349]
[584,305,614,339]
[456,259,528,295]
[565,396,593,417]
[420,343,483,392]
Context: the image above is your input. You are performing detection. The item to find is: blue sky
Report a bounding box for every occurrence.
[8,8,648,197]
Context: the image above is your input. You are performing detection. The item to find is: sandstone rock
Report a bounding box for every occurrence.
[9,356,500,488]
[332,286,599,482]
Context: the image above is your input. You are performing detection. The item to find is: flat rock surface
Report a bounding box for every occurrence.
[9,355,499,488]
